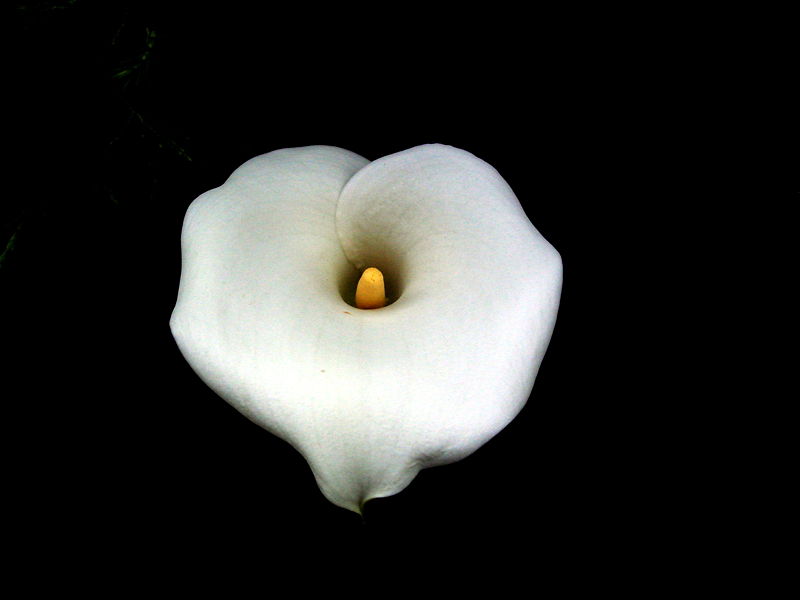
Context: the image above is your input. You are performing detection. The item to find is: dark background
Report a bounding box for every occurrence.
[3,0,701,583]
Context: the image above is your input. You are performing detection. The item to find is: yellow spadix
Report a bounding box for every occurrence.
[355,267,386,309]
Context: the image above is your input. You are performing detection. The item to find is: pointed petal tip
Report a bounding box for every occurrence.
[311,460,422,516]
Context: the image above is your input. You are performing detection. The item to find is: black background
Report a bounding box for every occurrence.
[3,0,701,585]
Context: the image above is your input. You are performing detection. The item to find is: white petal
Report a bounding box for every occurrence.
[171,144,562,513]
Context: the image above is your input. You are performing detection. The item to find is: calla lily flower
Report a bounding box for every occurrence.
[170,144,562,513]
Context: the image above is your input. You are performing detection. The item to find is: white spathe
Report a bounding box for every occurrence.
[170,144,562,513]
